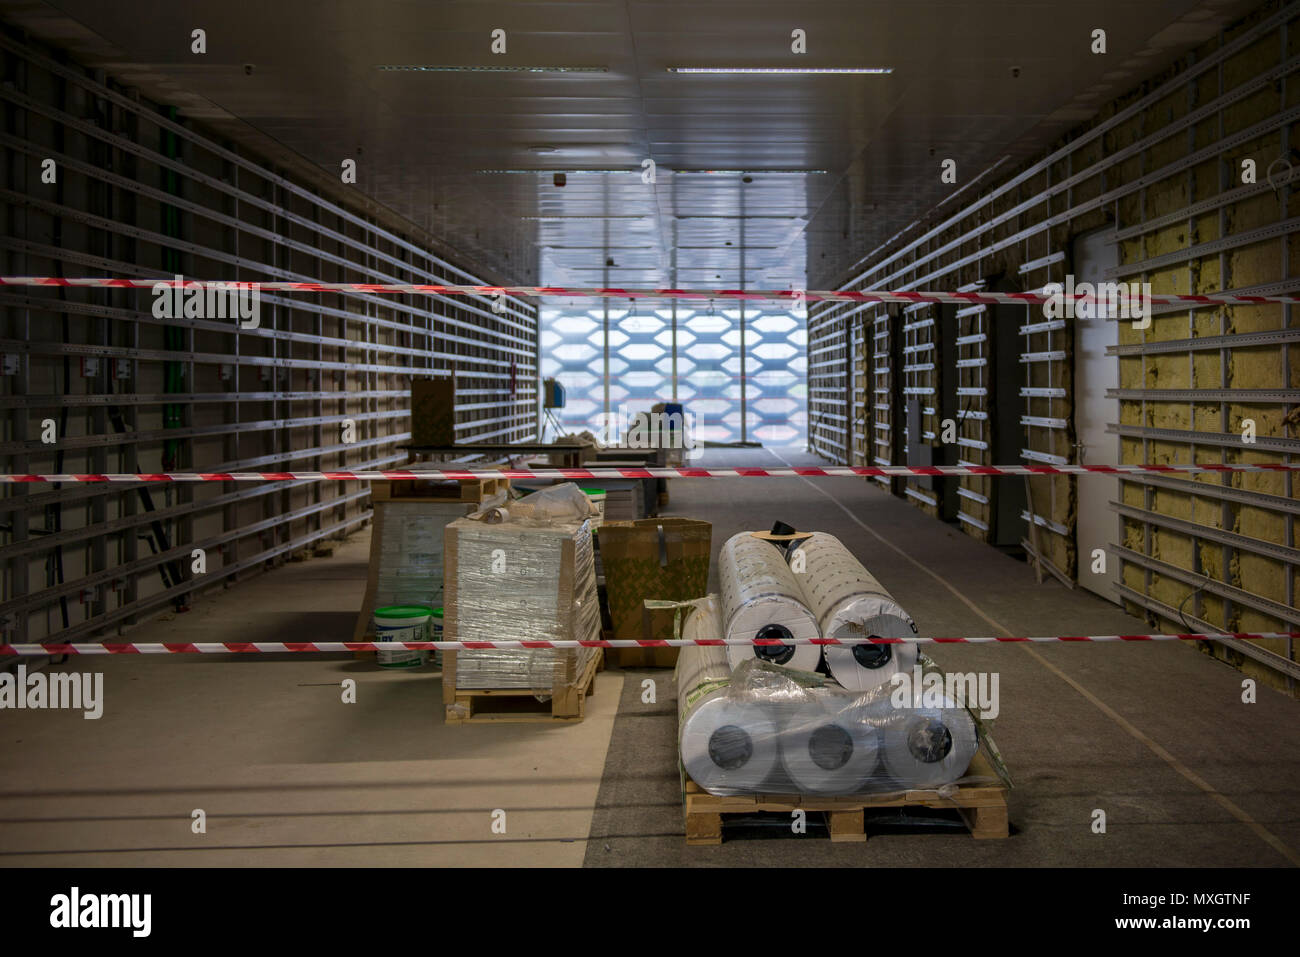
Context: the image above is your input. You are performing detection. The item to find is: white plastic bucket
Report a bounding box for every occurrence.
[373,605,432,668]
[431,607,444,667]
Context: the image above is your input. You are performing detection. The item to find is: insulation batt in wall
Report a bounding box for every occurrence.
[804,1,1299,693]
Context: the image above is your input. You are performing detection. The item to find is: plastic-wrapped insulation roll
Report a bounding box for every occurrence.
[677,597,780,795]
[788,532,918,691]
[878,694,979,789]
[779,688,882,794]
[718,532,822,673]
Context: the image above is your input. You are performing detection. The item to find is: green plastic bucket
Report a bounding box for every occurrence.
[581,488,606,525]
[373,604,432,668]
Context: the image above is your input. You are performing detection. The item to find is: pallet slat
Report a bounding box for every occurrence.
[370,474,509,504]
[443,646,604,724]
[682,750,1010,845]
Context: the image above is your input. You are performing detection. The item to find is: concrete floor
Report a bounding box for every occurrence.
[0,534,624,865]
[587,449,1300,866]
[3,447,1299,866]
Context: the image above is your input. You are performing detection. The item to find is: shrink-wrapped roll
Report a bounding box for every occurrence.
[719,533,821,672]
[788,532,917,691]
[677,598,780,793]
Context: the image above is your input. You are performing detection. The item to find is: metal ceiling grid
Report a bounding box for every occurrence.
[0,0,1254,294]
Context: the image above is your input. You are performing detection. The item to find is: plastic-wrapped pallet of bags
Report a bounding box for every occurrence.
[443,483,601,698]
[373,500,473,609]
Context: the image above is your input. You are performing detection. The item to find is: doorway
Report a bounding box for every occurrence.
[1071,229,1121,603]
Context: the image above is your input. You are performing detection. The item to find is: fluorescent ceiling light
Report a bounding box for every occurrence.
[479,168,637,174]
[521,215,649,220]
[378,65,607,73]
[676,215,805,220]
[483,168,825,175]
[667,66,891,75]
[673,169,828,174]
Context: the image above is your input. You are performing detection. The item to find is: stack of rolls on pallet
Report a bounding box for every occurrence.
[675,530,983,797]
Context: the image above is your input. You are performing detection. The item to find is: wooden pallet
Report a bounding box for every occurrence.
[442,647,604,724]
[683,750,1009,845]
[370,473,509,504]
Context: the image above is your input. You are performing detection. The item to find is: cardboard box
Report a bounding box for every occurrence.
[596,518,712,649]
[411,377,456,446]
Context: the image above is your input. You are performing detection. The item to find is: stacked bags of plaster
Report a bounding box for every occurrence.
[676,530,995,796]
[445,483,601,694]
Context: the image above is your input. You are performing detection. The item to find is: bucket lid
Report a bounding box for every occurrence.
[431,607,444,618]
[580,488,606,495]
[749,529,809,543]
[374,604,434,619]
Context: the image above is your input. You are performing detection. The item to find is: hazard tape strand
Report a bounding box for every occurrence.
[2,276,1298,308]
[0,464,1295,483]
[3,633,1296,655]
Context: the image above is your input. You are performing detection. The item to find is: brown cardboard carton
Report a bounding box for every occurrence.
[596,518,712,652]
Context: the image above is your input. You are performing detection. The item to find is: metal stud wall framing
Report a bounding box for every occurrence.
[866,305,896,489]
[807,311,848,459]
[0,29,539,644]
[1106,9,1299,671]
[900,301,939,510]
[806,1,1299,681]
[955,302,991,537]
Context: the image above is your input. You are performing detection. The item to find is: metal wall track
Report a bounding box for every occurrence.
[0,28,539,643]
[806,2,1298,673]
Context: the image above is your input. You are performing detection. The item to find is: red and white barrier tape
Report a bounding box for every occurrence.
[2,275,1298,308]
[3,633,1297,655]
[0,464,1294,483]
